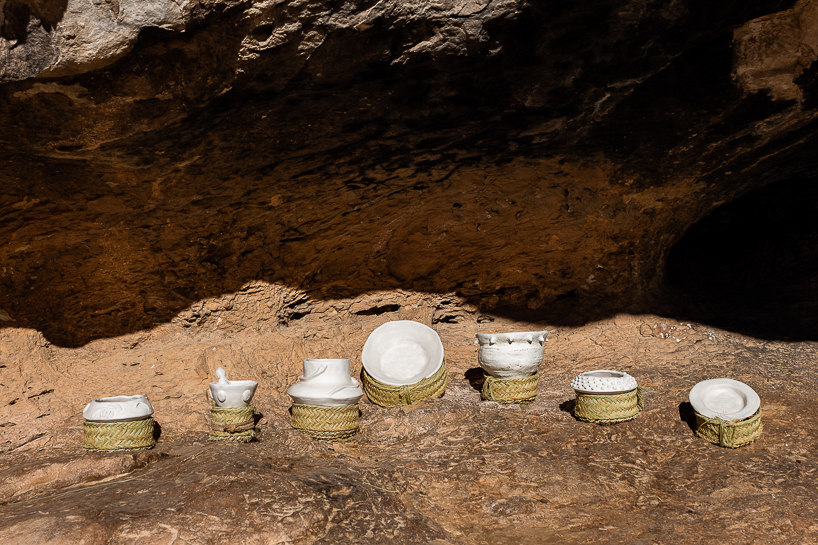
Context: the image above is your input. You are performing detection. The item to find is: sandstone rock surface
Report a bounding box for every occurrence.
[2,311,817,544]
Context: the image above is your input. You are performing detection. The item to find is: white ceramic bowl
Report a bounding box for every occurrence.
[361,321,444,386]
[83,395,154,422]
[570,370,638,394]
[287,358,364,406]
[209,379,259,407]
[689,378,760,420]
[476,331,547,378]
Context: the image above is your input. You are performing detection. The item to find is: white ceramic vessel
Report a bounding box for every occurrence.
[287,359,364,407]
[689,378,760,420]
[208,367,259,407]
[83,395,154,422]
[570,370,638,394]
[362,320,444,386]
[476,331,548,378]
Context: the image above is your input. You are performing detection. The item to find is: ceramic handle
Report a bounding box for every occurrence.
[302,365,328,380]
[327,385,361,396]
[216,367,229,384]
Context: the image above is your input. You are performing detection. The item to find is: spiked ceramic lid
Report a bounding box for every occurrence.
[570,370,638,394]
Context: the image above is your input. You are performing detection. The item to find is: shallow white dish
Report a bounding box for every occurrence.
[209,367,259,407]
[475,331,547,378]
[570,370,638,394]
[689,378,760,420]
[83,395,154,422]
[361,321,444,386]
[287,358,364,406]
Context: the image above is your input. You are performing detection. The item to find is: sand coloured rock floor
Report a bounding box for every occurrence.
[1,313,817,544]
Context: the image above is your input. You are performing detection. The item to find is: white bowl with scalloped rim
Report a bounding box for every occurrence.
[476,331,548,378]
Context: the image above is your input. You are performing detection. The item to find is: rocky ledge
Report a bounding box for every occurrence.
[1,313,816,544]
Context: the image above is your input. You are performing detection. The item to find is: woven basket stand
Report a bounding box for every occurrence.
[694,409,762,448]
[83,417,156,452]
[362,359,448,407]
[210,405,258,442]
[574,387,643,424]
[481,372,539,404]
[291,403,360,442]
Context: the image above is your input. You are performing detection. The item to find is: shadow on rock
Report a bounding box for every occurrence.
[559,398,576,417]
[678,401,697,433]
[464,368,485,393]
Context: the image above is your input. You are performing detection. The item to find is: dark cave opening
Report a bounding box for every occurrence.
[665,176,818,341]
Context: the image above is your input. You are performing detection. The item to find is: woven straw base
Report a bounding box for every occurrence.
[209,428,259,442]
[482,372,538,404]
[291,403,360,442]
[83,418,156,451]
[209,406,258,442]
[362,360,448,407]
[694,409,762,448]
[574,387,643,424]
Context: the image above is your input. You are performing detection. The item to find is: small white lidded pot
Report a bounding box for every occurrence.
[476,331,548,379]
[208,367,259,407]
[287,358,364,407]
[83,395,154,422]
[570,370,638,394]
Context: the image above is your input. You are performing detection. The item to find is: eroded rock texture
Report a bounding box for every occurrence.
[2,312,818,544]
[2,0,818,346]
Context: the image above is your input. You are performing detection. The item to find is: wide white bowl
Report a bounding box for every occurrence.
[83,395,154,422]
[287,358,364,406]
[689,378,760,420]
[570,370,637,394]
[476,331,547,378]
[362,321,444,386]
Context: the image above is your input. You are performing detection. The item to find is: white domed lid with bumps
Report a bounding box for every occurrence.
[570,370,638,394]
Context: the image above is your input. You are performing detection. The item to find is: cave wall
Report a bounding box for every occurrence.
[2,0,818,347]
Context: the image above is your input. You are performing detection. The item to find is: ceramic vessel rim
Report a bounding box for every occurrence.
[304,358,350,363]
[570,369,637,394]
[572,388,638,395]
[361,320,444,385]
[92,394,150,403]
[689,378,760,420]
[208,379,259,389]
[475,330,548,344]
[83,395,154,421]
